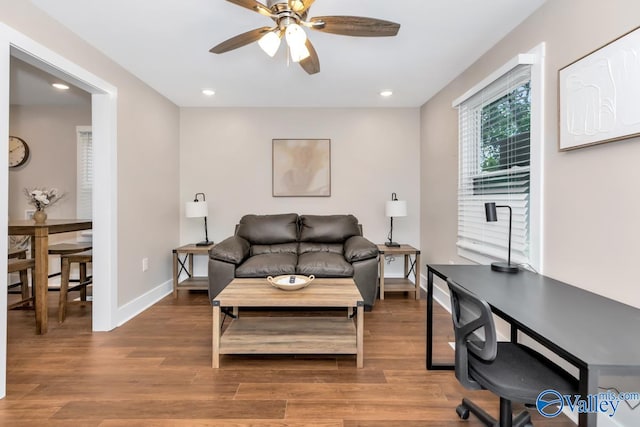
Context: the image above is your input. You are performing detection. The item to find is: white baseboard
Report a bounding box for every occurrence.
[116,279,172,327]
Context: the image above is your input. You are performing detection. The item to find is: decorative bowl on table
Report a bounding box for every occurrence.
[267,274,315,291]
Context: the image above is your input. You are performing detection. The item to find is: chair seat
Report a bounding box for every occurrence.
[8,257,35,273]
[48,244,92,282]
[63,250,93,264]
[469,342,578,404]
[48,242,92,255]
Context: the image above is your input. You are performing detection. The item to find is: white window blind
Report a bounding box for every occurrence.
[76,126,93,220]
[456,64,532,265]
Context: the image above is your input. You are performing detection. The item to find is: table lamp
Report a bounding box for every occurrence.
[186,192,212,246]
[484,202,518,273]
[385,192,407,247]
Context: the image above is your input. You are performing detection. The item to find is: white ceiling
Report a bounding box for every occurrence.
[26,0,546,108]
[10,57,90,106]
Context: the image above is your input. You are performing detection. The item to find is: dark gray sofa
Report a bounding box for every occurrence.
[208,213,380,309]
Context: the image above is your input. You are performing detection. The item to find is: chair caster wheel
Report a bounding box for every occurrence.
[456,404,470,420]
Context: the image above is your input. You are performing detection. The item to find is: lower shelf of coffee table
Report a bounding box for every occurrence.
[220,316,357,355]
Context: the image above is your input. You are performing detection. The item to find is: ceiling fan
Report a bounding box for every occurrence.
[210,0,401,75]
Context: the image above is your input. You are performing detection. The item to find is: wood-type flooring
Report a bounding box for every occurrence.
[2,288,576,426]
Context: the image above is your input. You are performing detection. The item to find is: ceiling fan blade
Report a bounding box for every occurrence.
[299,39,320,75]
[309,16,400,37]
[289,0,315,13]
[210,27,272,54]
[226,0,273,17]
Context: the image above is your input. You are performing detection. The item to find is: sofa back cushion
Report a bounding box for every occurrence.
[299,214,360,243]
[236,213,299,245]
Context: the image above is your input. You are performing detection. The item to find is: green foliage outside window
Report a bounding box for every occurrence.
[480,82,531,172]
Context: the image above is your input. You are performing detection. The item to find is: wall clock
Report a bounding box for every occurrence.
[9,136,30,168]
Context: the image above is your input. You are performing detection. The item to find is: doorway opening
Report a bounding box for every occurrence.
[8,56,93,325]
[1,24,119,398]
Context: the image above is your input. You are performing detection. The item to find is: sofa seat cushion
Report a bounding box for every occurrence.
[296,252,354,277]
[251,243,298,256]
[298,242,344,255]
[235,253,297,277]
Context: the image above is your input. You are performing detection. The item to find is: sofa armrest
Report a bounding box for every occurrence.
[344,236,379,262]
[210,236,250,265]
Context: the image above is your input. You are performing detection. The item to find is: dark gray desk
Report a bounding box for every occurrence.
[426,264,640,427]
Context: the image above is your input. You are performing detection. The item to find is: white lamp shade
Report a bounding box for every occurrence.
[289,43,310,62]
[285,23,307,47]
[258,31,281,57]
[385,200,407,218]
[185,201,208,218]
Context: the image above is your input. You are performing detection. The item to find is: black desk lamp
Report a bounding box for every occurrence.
[484,202,518,273]
[186,192,212,246]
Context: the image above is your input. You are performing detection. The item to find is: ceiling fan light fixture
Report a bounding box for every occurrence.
[285,23,307,48]
[290,0,304,12]
[211,0,401,75]
[258,30,282,57]
[289,43,310,62]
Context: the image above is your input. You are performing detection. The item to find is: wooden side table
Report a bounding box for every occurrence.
[377,244,421,300]
[172,243,215,298]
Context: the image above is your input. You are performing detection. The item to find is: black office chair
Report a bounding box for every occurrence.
[447,278,578,427]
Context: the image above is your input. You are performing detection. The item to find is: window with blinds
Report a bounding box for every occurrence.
[456,64,531,265]
[76,126,93,220]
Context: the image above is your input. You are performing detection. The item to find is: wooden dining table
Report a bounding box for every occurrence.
[8,219,92,334]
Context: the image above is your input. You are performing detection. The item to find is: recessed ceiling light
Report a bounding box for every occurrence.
[52,83,70,90]
[202,89,216,96]
[380,90,393,97]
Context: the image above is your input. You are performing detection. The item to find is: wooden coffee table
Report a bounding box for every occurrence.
[212,278,364,368]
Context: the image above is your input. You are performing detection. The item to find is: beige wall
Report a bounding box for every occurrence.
[9,105,90,221]
[1,1,181,307]
[180,107,420,276]
[421,0,640,308]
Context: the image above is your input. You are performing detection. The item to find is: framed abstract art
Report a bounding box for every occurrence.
[272,139,331,197]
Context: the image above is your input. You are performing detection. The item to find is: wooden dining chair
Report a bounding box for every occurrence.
[59,250,92,323]
[7,248,35,310]
[48,242,92,275]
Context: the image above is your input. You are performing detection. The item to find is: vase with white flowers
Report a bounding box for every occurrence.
[24,187,65,224]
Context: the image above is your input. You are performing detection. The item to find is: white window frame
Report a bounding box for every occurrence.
[452,43,545,272]
[76,126,92,241]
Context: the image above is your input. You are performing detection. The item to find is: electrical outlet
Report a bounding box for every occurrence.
[142,257,149,272]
